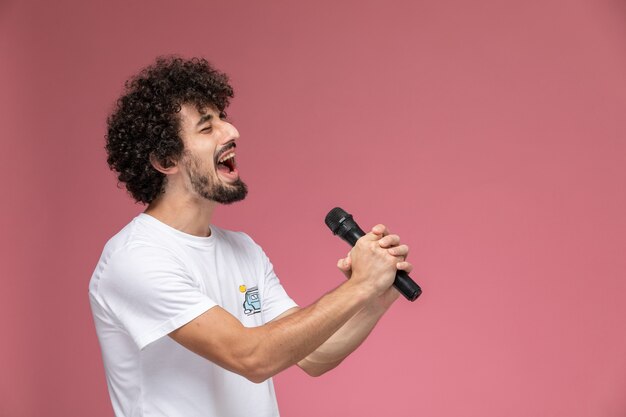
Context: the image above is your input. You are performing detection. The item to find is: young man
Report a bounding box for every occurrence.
[89,56,412,417]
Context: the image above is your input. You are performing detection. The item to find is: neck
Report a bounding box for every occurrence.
[145,191,217,237]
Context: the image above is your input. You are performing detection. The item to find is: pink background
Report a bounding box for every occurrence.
[2,0,626,416]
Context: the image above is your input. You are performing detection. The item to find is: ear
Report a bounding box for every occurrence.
[149,153,179,175]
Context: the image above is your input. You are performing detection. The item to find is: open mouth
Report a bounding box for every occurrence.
[216,148,237,174]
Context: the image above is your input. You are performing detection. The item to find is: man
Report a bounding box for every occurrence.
[89,56,413,417]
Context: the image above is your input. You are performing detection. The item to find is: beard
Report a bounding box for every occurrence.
[183,153,248,204]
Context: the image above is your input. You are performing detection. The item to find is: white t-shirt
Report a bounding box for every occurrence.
[89,213,298,417]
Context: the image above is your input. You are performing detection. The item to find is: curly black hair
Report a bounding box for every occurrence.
[105,56,234,204]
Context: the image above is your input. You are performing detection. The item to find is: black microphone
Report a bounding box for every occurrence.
[325,207,422,302]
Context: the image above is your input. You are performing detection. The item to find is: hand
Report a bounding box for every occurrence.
[337,224,413,302]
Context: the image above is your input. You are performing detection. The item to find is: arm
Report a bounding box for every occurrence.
[169,227,400,383]
[293,225,412,376]
[277,289,397,377]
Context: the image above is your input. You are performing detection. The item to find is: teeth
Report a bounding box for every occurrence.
[218,152,235,163]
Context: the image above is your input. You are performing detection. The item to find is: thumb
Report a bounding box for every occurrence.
[337,256,351,271]
[337,253,352,278]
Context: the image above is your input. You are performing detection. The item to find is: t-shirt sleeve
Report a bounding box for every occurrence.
[257,246,298,322]
[96,244,217,350]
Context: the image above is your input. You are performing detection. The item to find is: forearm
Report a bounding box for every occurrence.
[170,229,402,383]
[297,291,396,376]
[294,224,411,376]
[171,279,375,383]
[231,279,376,382]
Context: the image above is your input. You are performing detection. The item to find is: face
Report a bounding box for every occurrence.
[177,104,248,204]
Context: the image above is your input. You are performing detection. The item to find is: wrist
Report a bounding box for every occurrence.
[369,287,401,313]
[341,276,376,306]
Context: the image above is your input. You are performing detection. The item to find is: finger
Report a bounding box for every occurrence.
[378,234,401,248]
[387,244,409,257]
[396,261,414,274]
[370,224,389,237]
[337,256,352,279]
[361,231,384,242]
[337,257,351,272]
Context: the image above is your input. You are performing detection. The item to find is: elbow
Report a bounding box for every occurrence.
[229,333,284,383]
[243,365,271,384]
[239,356,276,384]
[298,358,342,378]
[245,372,270,384]
[302,367,327,378]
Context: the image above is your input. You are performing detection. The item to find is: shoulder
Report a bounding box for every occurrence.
[101,241,184,285]
[100,217,183,268]
[91,219,187,296]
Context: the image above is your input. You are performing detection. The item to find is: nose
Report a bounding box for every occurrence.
[221,119,240,143]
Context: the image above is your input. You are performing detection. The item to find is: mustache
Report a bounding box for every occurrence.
[214,140,237,163]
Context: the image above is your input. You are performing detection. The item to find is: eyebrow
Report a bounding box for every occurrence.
[196,113,213,128]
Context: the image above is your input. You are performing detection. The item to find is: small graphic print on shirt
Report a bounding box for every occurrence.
[242,286,261,315]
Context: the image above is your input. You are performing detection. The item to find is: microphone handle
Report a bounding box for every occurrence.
[338,225,422,302]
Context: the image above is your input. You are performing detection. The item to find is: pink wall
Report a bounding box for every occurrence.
[2,0,625,415]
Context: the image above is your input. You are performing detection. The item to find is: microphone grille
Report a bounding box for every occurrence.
[325,207,350,234]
